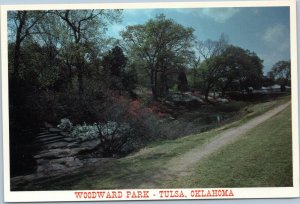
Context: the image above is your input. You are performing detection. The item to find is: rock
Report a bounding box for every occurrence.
[60,131,70,137]
[67,142,79,148]
[64,137,76,142]
[50,163,66,171]
[35,157,84,175]
[37,163,65,173]
[166,93,204,107]
[45,141,69,149]
[48,127,62,133]
[51,157,83,168]
[34,148,86,159]
[217,98,229,103]
[36,158,49,165]
[79,139,101,150]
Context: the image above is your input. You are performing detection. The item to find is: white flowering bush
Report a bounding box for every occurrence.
[57,118,73,131]
[71,123,99,142]
[71,121,130,142]
[99,121,130,136]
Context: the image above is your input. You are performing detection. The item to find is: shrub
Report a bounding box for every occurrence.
[71,123,99,141]
[71,121,130,143]
[57,118,73,131]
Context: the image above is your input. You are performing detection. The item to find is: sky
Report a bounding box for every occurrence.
[106,6,290,74]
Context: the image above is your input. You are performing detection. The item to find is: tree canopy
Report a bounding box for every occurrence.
[268,60,291,90]
[195,43,264,99]
[122,14,195,99]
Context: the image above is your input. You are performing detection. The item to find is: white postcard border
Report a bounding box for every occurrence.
[1,0,299,202]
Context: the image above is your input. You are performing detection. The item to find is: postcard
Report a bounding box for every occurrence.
[1,0,299,202]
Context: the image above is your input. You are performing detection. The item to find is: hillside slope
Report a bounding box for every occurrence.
[14,99,292,190]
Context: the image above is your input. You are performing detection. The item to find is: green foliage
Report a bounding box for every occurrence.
[71,121,130,142]
[71,123,100,142]
[102,45,137,93]
[122,14,195,98]
[103,46,127,77]
[177,69,189,92]
[269,60,291,88]
[195,43,264,99]
[57,118,73,131]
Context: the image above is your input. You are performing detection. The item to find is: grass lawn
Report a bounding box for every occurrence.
[169,105,292,188]
[19,97,292,190]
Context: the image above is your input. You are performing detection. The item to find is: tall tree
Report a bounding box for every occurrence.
[53,9,122,97]
[122,14,195,100]
[8,11,46,78]
[196,42,263,99]
[195,34,228,100]
[218,46,263,96]
[269,60,291,91]
[102,45,128,91]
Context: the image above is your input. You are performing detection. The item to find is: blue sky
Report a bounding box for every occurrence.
[107,7,290,74]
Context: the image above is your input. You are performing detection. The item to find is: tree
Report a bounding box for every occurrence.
[196,42,264,100]
[177,67,189,92]
[53,9,122,97]
[238,50,264,92]
[8,11,46,78]
[218,46,264,96]
[198,55,228,100]
[102,46,128,90]
[269,60,291,91]
[195,34,228,100]
[122,14,195,100]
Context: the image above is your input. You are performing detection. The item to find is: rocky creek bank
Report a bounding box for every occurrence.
[11,124,112,190]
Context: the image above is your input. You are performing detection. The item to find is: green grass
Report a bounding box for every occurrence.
[18,97,292,190]
[168,105,292,188]
[218,96,290,130]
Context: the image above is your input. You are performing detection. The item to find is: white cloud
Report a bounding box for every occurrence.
[259,24,290,73]
[195,8,240,23]
[262,24,290,52]
[262,24,285,43]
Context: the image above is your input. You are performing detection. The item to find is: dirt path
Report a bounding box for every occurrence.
[138,101,291,188]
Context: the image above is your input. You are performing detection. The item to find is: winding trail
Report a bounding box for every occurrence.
[166,101,291,175]
[138,101,291,188]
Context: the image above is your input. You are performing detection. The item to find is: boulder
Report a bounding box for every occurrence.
[64,137,76,142]
[34,148,86,159]
[217,98,229,103]
[79,139,101,150]
[67,142,79,148]
[51,157,83,168]
[165,93,204,107]
[60,131,70,137]
[44,141,69,149]
[48,127,62,133]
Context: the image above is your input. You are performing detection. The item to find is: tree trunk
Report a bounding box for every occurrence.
[204,83,212,101]
[150,69,157,100]
[154,69,158,98]
[77,67,84,98]
[205,88,209,101]
[221,81,231,97]
[160,71,168,97]
[13,41,21,78]
[13,11,27,78]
